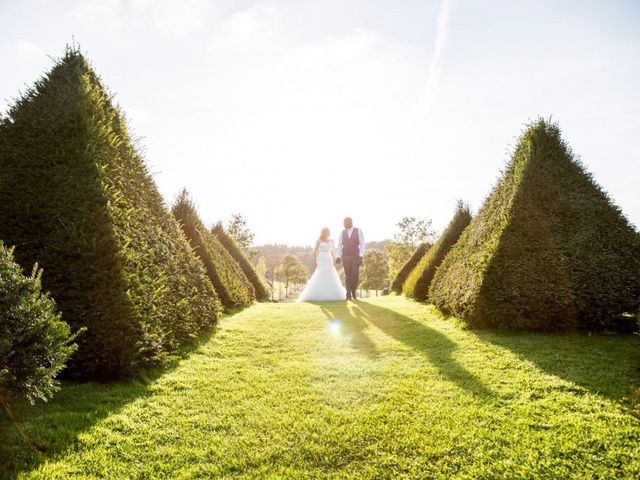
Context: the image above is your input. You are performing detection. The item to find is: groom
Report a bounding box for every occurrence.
[336,217,365,301]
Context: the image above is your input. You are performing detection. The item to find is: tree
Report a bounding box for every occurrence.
[0,242,80,450]
[227,213,255,251]
[276,255,309,297]
[0,47,219,379]
[253,244,316,281]
[385,217,435,282]
[390,243,430,294]
[172,190,254,310]
[359,250,388,295]
[393,217,435,245]
[403,201,472,301]
[255,256,267,280]
[430,119,640,331]
[212,222,269,301]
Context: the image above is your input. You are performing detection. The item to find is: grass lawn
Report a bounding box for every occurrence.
[1,296,639,479]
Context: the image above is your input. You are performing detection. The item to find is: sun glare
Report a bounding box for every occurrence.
[327,319,342,336]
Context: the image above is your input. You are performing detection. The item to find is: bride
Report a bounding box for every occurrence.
[297,228,346,302]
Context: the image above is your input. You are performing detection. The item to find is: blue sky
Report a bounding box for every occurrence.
[1,0,638,245]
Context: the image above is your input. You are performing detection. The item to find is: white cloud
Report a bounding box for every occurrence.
[131,0,215,37]
[155,22,430,242]
[15,40,44,59]
[3,0,638,244]
[72,0,124,27]
[423,0,451,109]
[124,104,152,133]
[209,5,282,51]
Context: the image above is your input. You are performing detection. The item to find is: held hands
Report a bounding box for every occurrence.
[335,257,342,266]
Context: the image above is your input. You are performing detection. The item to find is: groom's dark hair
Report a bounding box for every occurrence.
[344,217,353,229]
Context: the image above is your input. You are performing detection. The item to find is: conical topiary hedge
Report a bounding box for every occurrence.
[403,201,472,301]
[0,47,221,379]
[429,119,640,331]
[172,190,255,310]
[212,222,269,301]
[390,243,430,294]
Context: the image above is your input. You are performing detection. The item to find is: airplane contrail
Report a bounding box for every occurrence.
[424,0,451,108]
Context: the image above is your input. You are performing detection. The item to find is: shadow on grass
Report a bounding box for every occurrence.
[317,300,494,399]
[474,329,640,402]
[317,301,380,357]
[417,298,640,403]
[0,328,218,479]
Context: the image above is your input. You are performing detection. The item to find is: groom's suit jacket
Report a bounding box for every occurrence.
[337,228,365,258]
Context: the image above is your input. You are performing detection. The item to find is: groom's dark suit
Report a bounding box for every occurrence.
[340,228,361,299]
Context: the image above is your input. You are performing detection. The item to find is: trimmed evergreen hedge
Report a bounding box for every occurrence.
[0,242,78,403]
[0,48,221,379]
[429,119,640,331]
[212,222,269,301]
[390,243,430,294]
[403,201,472,301]
[172,190,255,310]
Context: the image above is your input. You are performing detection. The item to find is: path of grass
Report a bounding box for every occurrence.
[1,296,639,479]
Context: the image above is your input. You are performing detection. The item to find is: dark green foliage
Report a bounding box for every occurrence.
[212,222,269,302]
[390,243,430,293]
[172,190,255,310]
[429,119,640,331]
[0,242,79,403]
[360,249,389,292]
[0,47,221,379]
[403,201,472,301]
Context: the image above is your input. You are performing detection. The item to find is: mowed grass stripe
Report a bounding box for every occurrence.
[1,296,638,479]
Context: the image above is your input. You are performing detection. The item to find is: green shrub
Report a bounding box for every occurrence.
[0,242,79,403]
[212,223,269,302]
[390,243,430,294]
[0,47,221,379]
[403,201,472,301]
[173,190,254,310]
[429,119,640,331]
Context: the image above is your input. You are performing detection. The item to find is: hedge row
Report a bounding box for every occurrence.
[429,119,640,331]
[0,242,78,403]
[212,222,269,301]
[173,190,255,310]
[389,243,430,294]
[0,48,221,379]
[403,201,471,301]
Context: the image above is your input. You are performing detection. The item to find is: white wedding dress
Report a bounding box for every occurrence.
[297,240,346,302]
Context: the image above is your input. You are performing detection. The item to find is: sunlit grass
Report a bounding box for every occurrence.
[1,296,639,478]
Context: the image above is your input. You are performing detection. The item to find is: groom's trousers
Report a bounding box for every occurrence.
[342,256,361,297]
